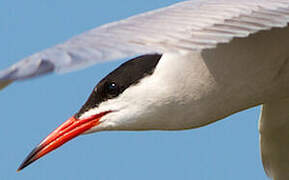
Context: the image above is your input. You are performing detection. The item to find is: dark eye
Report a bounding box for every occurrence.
[104,82,120,98]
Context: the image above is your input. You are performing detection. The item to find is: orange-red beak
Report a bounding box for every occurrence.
[17,111,111,171]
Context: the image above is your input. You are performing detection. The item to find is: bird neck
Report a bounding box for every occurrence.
[105,27,289,131]
[152,28,289,129]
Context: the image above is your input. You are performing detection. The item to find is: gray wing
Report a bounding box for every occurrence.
[1,0,289,86]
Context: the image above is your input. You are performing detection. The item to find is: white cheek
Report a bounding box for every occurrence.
[79,97,131,133]
[79,57,175,132]
[78,98,126,120]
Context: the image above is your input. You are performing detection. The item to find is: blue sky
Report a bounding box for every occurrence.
[0,0,269,179]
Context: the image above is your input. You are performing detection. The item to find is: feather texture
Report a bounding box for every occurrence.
[0,0,289,82]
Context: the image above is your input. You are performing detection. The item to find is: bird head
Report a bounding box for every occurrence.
[17,54,167,171]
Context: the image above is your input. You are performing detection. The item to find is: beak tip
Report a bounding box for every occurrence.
[17,146,41,172]
[17,164,25,172]
[17,160,30,172]
[16,168,22,172]
[17,112,109,171]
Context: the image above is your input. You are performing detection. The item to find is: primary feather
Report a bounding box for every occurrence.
[0,0,289,84]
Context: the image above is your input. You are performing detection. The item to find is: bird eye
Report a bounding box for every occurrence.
[104,82,120,98]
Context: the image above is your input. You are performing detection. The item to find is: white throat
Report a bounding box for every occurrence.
[84,27,289,132]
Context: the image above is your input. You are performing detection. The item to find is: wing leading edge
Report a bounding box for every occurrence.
[0,0,289,89]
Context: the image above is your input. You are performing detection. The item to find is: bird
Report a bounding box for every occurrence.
[1,0,289,179]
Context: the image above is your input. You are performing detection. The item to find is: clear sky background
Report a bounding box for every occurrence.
[0,0,269,179]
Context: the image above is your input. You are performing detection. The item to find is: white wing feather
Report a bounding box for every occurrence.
[0,0,289,82]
